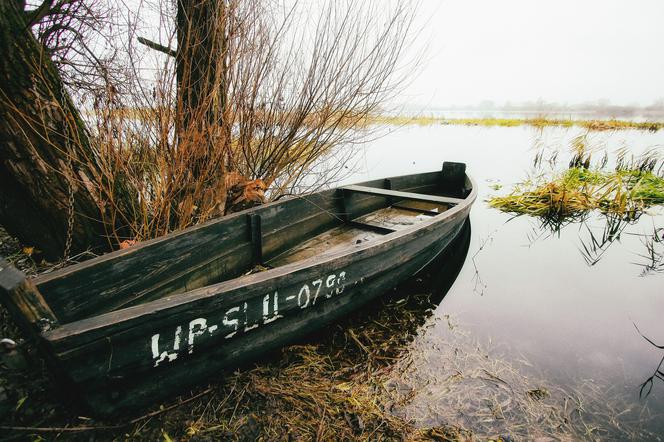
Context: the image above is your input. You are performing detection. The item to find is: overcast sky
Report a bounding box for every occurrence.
[402,0,664,108]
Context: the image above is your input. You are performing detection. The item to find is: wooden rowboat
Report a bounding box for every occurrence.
[0,162,476,416]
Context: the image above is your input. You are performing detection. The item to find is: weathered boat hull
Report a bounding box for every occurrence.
[79,209,467,414]
[0,164,476,415]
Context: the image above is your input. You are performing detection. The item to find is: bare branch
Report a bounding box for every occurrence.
[137,36,175,57]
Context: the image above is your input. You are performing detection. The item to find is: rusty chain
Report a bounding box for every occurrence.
[61,80,75,261]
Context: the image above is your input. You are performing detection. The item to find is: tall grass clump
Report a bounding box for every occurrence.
[489,146,664,224]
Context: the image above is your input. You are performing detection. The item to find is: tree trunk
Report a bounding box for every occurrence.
[176,0,229,181]
[177,0,226,128]
[0,1,109,260]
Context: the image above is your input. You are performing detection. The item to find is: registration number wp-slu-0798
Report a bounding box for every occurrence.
[150,271,349,367]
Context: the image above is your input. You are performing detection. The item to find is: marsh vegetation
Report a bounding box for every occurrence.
[371,115,664,132]
[489,143,664,221]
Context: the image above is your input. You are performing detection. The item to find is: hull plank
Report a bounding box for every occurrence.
[35,216,251,322]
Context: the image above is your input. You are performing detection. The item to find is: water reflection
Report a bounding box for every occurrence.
[400,218,472,305]
[635,323,664,399]
[637,227,664,276]
[469,229,494,296]
[578,213,634,266]
[523,212,639,268]
[514,203,664,276]
[348,122,664,438]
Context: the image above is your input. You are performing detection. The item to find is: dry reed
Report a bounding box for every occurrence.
[489,151,664,222]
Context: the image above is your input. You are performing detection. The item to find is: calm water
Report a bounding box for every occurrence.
[342,124,664,439]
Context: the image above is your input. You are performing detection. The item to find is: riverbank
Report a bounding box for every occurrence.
[1,223,655,440]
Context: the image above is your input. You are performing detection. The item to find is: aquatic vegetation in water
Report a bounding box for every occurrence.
[637,227,664,275]
[384,314,661,441]
[489,162,664,269]
[488,167,664,221]
[489,142,664,270]
[634,323,664,399]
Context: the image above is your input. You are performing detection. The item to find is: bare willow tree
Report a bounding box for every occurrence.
[0,0,420,256]
[113,0,420,236]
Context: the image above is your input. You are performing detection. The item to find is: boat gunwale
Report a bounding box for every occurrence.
[42,172,477,341]
[31,199,286,286]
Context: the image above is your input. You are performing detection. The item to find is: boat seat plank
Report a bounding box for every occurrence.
[342,185,464,205]
[391,200,448,215]
[266,225,386,267]
[347,221,395,235]
[353,207,435,232]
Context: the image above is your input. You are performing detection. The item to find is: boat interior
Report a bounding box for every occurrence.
[267,199,450,267]
[32,163,472,325]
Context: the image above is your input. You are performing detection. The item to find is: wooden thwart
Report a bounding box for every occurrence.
[342,185,464,205]
[347,221,396,235]
[248,214,263,265]
[391,203,444,216]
